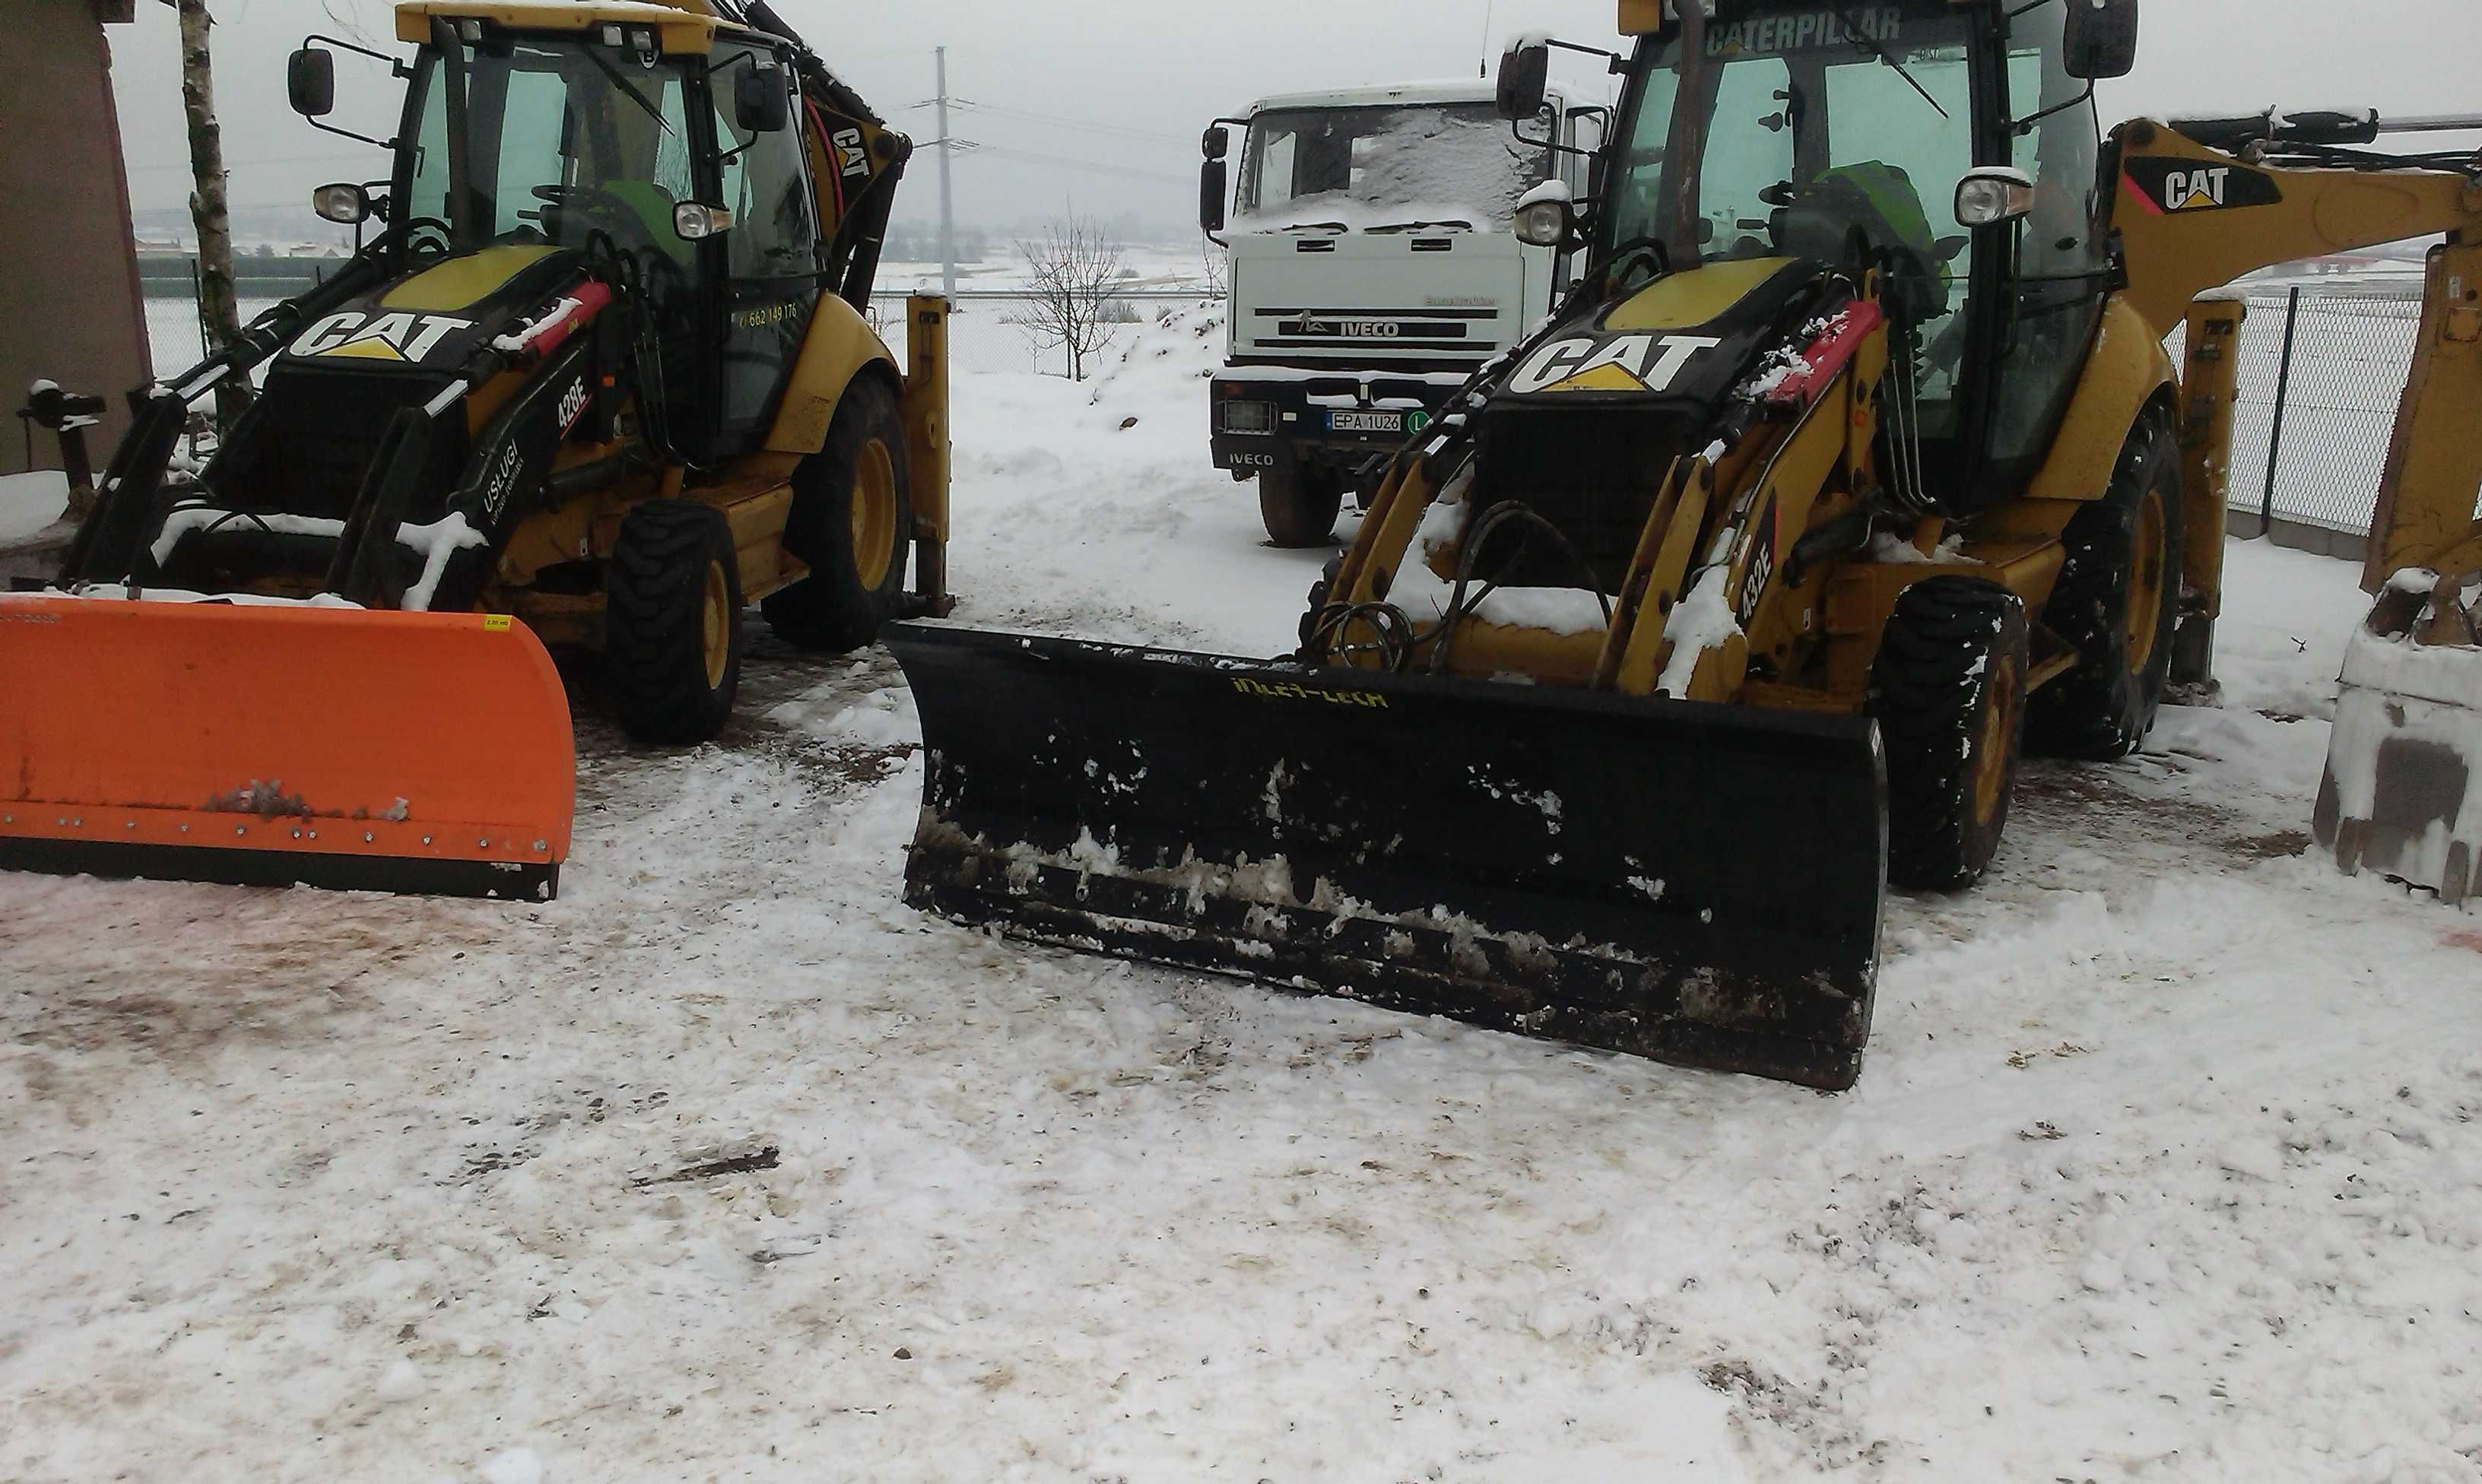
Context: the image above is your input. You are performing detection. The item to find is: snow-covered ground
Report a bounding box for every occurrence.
[0,469,70,545]
[8,309,2481,1484]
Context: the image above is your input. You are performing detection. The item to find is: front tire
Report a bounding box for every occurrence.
[1258,463,1342,548]
[606,499,742,746]
[2027,410,2185,760]
[762,376,912,652]
[1872,577,2030,893]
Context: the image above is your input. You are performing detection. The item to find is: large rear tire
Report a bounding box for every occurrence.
[2027,410,2185,760]
[762,376,912,653]
[607,499,741,746]
[1872,577,2030,893]
[1258,463,1342,548]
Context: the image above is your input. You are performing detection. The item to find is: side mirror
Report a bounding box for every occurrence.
[1200,157,1229,236]
[1496,38,1550,122]
[312,182,373,224]
[674,201,735,241]
[288,46,336,119]
[735,63,789,134]
[2062,0,2140,81]
[1954,167,2036,228]
[1201,125,1229,162]
[1512,182,1574,248]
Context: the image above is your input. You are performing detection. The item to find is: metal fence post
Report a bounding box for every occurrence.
[2259,284,2303,535]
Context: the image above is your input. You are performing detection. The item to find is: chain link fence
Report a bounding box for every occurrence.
[2167,280,2446,552]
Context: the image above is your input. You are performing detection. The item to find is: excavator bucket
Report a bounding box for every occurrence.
[0,596,573,899]
[2316,580,2482,908]
[888,623,1888,1090]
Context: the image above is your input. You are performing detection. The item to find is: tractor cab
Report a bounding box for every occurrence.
[290,5,836,462]
[1503,0,2137,507]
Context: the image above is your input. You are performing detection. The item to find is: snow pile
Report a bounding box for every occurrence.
[765,663,921,747]
[400,512,489,611]
[0,468,69,544]
[491,296,589,356]
[1657,563,1743,695]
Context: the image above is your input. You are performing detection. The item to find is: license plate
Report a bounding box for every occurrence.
[1328,411,1404,433]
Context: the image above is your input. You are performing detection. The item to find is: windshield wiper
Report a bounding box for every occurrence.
[1364,219,1475,233]
[582,43,674,135]
[1828,4,1948,119]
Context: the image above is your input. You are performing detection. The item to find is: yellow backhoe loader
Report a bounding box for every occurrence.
[2,0,951,900]
[891,0,2482,1088]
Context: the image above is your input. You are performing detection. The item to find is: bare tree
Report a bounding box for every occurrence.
[1005,218,1134,381]
[1199,235,1228,300]
[175,0,252,427]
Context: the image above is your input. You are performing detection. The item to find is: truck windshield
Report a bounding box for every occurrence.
[401,37,699,258]
[1236,102,1550,229]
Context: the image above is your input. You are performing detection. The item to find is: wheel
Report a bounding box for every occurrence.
[761,376,911,652]
[1258,463,1342,548]
[606,499,741,745]
[1871,576,2030,893]
[2027,410,2185,760]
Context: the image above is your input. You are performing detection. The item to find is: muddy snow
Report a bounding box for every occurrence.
[6,307,2480,1483]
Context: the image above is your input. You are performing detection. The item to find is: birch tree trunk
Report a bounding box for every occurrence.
[178,0,252,426]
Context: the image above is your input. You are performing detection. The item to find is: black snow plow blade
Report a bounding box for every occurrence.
[887,624,1889,1089]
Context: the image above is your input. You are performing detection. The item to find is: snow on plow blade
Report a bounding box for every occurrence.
[0,595,574,899]
[2316,596,2482,909]
[888,624,1888,1089]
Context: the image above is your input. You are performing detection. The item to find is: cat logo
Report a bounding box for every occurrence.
[2126,158,2280,217]
[2162,166,2233,212]
[1507,333,1722,396]
[833,127,869,179]
[290,310,476,363]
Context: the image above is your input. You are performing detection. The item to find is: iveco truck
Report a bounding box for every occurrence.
[1201,80,1608,545]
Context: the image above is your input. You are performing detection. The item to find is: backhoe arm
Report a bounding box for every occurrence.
[2363,239,2482,592]
[2115,121,2482,589]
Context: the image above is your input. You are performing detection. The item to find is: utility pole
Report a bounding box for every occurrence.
[935,46,957,300]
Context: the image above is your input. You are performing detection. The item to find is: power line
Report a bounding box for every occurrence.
[950,99,1186,145]
[960,142,1191,186]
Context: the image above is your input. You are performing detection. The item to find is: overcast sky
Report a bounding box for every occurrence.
[106,0,2482,231]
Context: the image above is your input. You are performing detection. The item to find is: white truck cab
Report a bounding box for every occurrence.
[1201,80,1609,545]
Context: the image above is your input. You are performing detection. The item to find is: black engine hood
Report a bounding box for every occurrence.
[1490,256,1843,420]
[273,244,586,375]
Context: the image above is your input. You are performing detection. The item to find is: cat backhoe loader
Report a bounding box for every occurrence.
[2,0,951,901]
[893,0,2482,1089]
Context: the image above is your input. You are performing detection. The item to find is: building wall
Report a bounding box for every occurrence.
[1,0,149,477]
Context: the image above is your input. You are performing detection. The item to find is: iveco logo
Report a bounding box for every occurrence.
[1300,319,1401,339]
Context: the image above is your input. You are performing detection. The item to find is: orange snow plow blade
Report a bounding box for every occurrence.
[0,595,573,899]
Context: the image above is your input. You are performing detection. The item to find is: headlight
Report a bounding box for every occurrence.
[1219,398,1278,435]
[311,182,370,225]
[1513,199,1570,249]
[673,201,735,241]
[1954,169,2036,228]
